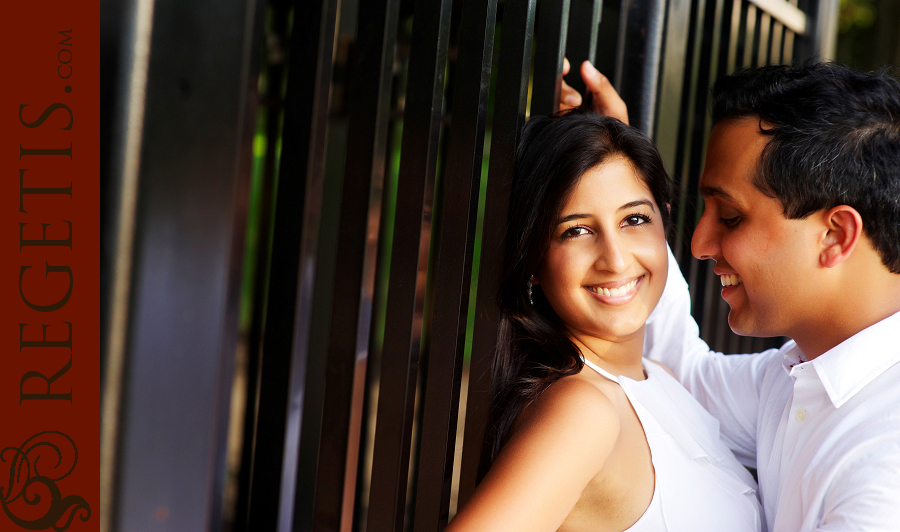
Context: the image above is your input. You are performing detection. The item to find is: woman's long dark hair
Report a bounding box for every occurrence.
[479,110,674,478]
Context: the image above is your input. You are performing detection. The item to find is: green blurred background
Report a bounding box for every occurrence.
[837,0,900,70]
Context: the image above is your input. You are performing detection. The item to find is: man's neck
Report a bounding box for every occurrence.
[793,286,900,361]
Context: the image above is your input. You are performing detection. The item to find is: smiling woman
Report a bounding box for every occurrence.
[445,112,763,532]
[537,155,668,354]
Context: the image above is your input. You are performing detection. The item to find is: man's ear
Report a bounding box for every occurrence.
[820,205,863,268]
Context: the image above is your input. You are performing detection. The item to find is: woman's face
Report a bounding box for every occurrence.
[534,155,668,343]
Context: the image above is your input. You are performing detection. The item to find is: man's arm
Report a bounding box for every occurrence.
[814,435,900,531]
[644,245,776,466]
[564,64,774,464]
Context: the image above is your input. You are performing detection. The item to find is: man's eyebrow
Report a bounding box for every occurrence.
[618,199,657,212]
[699,185,738,203]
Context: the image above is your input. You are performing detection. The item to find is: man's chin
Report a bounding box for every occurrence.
[726,307,755,337]
[727,311,780,338]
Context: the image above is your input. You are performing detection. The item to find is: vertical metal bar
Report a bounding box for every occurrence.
[614,0,667,134]
[594,0,621,76]
[734,1,749,70]
[743,4,757,67]
[758,11,774,65]
[749,5,761,67]
[241,0,338,529]
[233,3,290,528]
[723,0,741,75]
[107,0,264,529]
[458,0,537,509]
[783,28,795,61]
[220,0,269,525]
[531,0,569,117]
[794,0,838,61]
[784,0,799,60]
[654,0,693,165]
[301,0,401,529]
[667,0,707,264]
[411,0,498,529]
[365,0,454,529]
[100,0,155,528]
[754,10,769,66]
[770,20,784,64]
[563,0,602,97]
[279,0,344,527]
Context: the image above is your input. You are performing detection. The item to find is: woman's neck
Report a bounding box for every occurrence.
[568,326,647,381]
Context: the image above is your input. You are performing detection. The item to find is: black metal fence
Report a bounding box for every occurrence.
[100,0,837,530]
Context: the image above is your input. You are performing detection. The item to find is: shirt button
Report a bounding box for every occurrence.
[795,409,808,422]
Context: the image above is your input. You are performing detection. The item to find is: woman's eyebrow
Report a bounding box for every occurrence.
[556,213,589,225]
[617,199,656,212]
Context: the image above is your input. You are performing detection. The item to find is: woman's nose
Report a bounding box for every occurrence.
[594,235,628,272]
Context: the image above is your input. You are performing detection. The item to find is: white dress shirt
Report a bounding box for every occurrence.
[644,248,900,531]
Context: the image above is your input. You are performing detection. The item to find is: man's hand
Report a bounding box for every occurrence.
[560,58,629,125]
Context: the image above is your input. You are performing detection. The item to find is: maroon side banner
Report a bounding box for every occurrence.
[0,2,99,531]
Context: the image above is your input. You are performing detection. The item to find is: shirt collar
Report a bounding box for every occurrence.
[782,310,900,408]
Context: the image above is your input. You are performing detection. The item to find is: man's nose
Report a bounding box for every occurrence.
[691,208,720,260]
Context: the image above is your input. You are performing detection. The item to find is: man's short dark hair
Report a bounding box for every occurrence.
[711,62,900,274]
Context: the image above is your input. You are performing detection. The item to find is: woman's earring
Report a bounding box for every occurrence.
[527,276,534,306]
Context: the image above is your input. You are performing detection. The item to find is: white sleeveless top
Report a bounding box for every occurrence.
[581,358,764,532]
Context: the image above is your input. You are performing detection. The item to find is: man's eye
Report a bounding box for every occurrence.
[623,214,651,227]
[719,216,741,227]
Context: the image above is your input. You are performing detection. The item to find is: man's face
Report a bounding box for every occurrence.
[691,118,823,339]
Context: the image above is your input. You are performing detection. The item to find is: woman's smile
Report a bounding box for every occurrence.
[584,275,644,304]
[536,155,668,341]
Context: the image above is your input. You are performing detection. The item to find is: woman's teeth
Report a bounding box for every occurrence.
[588,277,639,297]
[720,274,742,287]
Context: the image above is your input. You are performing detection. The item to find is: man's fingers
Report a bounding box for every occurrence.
[581,60,629,124]
[560,78,582,111]
[560,57,580,111]
[560,57,627,118]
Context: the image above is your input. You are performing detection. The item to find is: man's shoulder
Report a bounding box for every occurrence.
[732,341,794,380]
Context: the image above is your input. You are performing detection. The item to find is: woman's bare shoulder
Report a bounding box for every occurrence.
[513,375,621,451]
[446,376,620,531]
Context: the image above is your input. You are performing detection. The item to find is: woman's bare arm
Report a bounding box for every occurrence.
[446,378,619,532]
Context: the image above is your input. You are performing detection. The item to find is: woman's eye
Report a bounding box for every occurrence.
[622,214,650,227]
[561,226,589,238]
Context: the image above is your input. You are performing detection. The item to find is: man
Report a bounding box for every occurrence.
[566,60,900,531]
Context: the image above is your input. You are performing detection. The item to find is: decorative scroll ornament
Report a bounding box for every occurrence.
[1,431,91,531]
